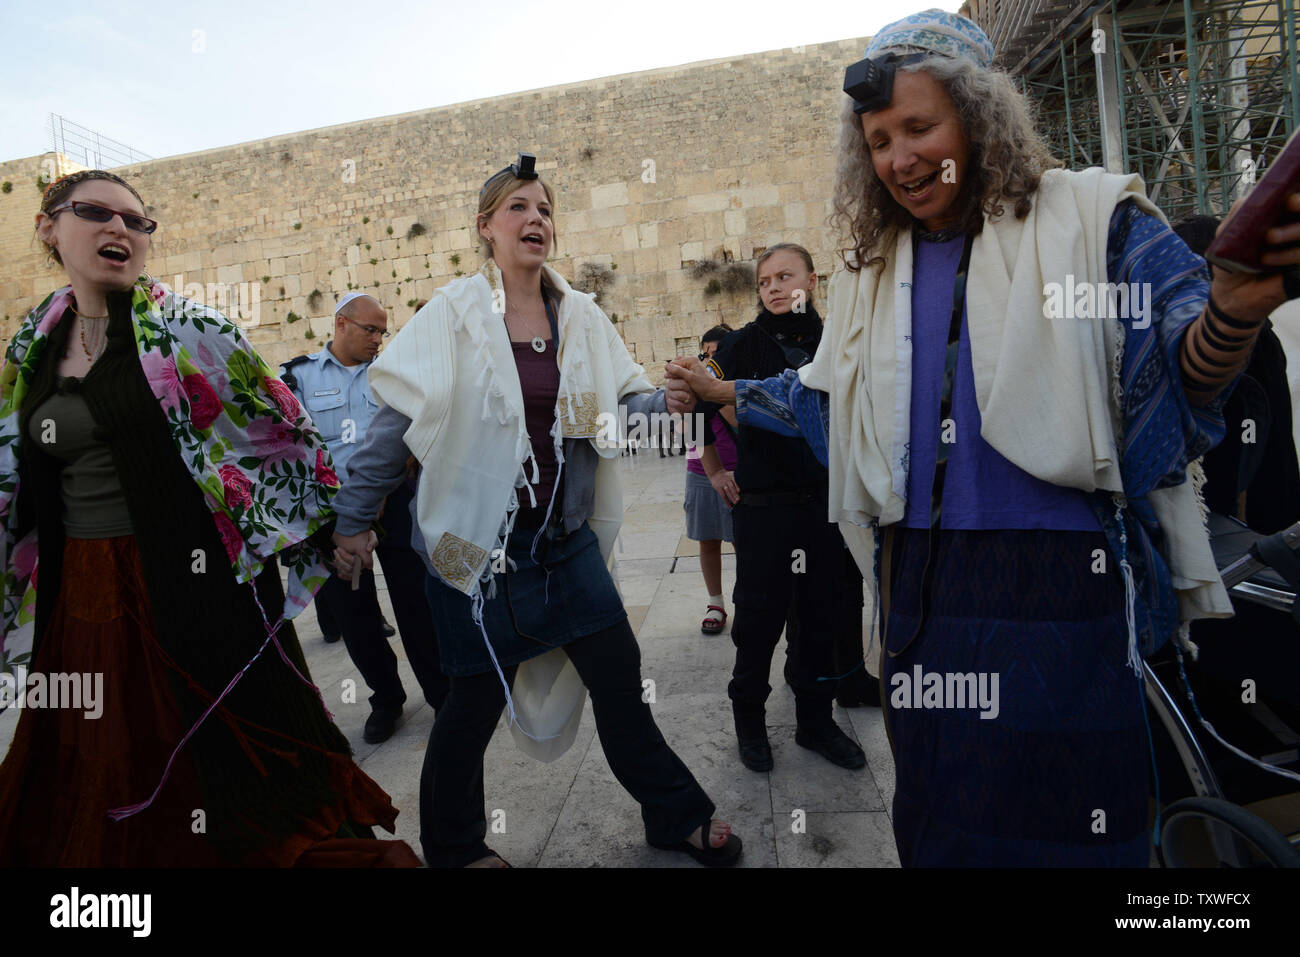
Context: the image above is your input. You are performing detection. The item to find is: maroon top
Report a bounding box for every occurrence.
[512,338,561,513]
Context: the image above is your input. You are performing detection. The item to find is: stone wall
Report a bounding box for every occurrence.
[0,37,867,375]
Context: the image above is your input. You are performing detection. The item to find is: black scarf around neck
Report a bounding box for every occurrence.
[754,305,822,343]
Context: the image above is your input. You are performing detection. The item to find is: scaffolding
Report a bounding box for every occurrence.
[967,0,1300,223]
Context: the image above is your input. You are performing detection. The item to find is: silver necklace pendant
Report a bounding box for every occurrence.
[531,336,546,353]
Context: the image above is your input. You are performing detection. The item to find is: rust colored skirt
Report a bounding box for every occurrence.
[0,536,420,867]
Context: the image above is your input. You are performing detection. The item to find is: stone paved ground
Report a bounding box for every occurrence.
[311,451,899,867]
[0,451,899,867]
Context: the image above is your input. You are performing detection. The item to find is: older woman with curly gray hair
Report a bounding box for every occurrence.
[666,7,1300,866]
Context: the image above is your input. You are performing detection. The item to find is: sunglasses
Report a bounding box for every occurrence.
[49,200,158,234]
[342,316,390,339]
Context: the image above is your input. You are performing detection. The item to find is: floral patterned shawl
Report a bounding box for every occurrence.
[0,276,339,674]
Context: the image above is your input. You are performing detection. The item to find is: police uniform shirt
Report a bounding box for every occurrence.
[279,343,379,478]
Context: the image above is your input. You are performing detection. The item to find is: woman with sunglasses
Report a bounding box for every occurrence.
[331,155,742,867]
[667,9,1300,866]
[0,170,417,866]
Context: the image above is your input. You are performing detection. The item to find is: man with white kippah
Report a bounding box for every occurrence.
[281,294,448,743]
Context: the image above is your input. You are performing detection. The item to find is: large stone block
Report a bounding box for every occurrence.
[686,193,730,214]
[590,182,629,209]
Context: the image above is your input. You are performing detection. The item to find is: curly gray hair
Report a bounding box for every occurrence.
[830,54,1061,272]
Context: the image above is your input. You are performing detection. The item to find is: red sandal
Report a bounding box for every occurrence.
[701,604,727,635]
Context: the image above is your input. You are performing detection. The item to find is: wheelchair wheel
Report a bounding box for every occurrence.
[1158,797,1300,867]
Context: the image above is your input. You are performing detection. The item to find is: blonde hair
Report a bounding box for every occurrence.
[476,172,562,301]
[830,55,1060,272]
[476,173,560,256]
[755,242,817,309]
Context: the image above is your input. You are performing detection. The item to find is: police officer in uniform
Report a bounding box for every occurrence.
[281,293,448,743]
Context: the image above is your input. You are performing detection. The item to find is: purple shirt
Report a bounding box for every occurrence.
[686,415,738,475]
[902,235,1099,531]
[513,339,561,508]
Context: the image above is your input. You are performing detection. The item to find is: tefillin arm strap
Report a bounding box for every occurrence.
[889,230,974,659]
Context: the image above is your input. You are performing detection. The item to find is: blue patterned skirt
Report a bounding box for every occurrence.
[882,527,1150,866]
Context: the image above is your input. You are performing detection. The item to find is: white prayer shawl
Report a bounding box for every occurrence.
[367,260,653,598]
[801,167,1231,625]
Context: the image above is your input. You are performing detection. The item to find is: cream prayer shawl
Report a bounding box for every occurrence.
[802,167,1230,623]
[367,260,653,598]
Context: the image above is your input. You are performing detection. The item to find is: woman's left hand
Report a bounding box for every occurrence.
[1210,189,1300,322]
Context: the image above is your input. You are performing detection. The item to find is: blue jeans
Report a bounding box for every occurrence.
[418,617,715,867]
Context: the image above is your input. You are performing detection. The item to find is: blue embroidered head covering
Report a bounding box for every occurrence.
[863,8,995,70]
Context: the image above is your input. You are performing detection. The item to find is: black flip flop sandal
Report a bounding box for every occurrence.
[650,820,743,867]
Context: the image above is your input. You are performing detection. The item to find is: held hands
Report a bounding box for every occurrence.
[664,355,735,412]
[1211,190,1300,321]
[332,529,378,579]
[664,356,703,413]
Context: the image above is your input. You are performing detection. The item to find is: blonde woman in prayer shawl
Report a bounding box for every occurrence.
[666,9,1300,866]
[330,155,741,868]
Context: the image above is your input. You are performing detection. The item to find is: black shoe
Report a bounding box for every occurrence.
[381,618,396,639]
[363,706,403,744]
[737,733,773,772]
[835,670,881,709]
[322,631,341,644]
[795,722,866,770]
[733,704,773,772]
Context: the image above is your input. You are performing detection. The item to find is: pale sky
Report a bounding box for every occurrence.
[0,0,963,164]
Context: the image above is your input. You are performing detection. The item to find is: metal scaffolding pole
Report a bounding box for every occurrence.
[1183,0,1209,211]
[1095,10,1126,172]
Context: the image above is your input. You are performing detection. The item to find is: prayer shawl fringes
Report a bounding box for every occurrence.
[1189,457,1210,527]
[1114,497,1142,678]
[1175,620,1200,661]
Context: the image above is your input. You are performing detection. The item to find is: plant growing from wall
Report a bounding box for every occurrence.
[386,226,393,236]
[308,290,323,311]
[1,181,12,193]
[449,253,461,267]
[693,258,754,297]
[286,311,302,323]
[362,216,370,224]
[407,223,427,240]
[573,262,615,305]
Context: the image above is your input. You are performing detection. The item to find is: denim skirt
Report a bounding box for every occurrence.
[423,520,628,677]
[683,470,734,543]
